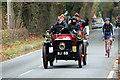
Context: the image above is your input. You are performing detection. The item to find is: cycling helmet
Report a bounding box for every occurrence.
[105,18,110,21]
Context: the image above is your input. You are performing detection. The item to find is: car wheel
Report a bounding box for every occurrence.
[78,43,82,68]
[119,26,120,28]
[43,45,48,69]
[83,43,87,65]
[50,61,53,66]
[116,24,117,28]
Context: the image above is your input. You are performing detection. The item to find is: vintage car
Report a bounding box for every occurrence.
[42,29,88,69]
[116,16,120,28]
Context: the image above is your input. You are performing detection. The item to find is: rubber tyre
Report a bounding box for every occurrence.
[116,24,117,28]
[83,43,87,65]
[78,44,82,68]
[43,45,48,69]
[50,61,53,66]
[107,43,110,58]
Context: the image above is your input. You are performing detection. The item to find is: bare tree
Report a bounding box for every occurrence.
[7,0,11,29]
[0,2,2,30]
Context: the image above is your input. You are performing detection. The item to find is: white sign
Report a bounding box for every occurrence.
[92,13,97,19]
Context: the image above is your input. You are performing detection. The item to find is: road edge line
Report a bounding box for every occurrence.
[19,69,33,76]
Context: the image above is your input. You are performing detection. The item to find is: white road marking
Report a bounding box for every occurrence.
[19,64,43,77]
[20,69,33,76]
[107,59,118,78]
[107,70,114,78]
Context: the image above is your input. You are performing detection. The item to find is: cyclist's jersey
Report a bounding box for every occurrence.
[102,23,114,35]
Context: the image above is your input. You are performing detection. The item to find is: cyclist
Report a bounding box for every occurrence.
[49,16,68,34]
[102,18,114,56]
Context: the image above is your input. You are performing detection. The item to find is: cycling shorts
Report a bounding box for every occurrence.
[104,33,112,40]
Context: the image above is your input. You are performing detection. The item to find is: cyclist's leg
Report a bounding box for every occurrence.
[104,34,108,52]
[109,33,113,46]
[105,40,107,52]
[109,38,112,46]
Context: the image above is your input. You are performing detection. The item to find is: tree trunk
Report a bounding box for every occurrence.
[7,0,12,29]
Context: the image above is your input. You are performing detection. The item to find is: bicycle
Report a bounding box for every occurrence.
[103,36,114,58]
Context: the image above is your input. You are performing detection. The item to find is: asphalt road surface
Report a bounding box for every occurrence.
[2,28,119,78]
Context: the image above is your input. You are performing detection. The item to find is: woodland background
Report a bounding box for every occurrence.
[1,2,120,60]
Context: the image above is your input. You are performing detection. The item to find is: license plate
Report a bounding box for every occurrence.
[96,23,100,24]
[57,52,68,55]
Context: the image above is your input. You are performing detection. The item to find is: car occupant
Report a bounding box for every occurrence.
[49,16,68,34]
[84,18,89,40]
[60,14,68,28]
[74,13,89,55]
[68,16,81,34]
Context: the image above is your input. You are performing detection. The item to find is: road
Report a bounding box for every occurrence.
[1,28,119,78]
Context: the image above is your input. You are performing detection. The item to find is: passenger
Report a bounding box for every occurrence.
[74,13,89,39]
[74,13,89,55]
[68,16,81,34]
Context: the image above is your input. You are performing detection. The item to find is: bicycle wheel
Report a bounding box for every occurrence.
[107,43,110,58]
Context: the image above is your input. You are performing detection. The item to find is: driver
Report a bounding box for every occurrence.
[60,14,68,28]
[49,16,68,34]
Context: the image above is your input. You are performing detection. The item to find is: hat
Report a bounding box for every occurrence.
[60,14,65,18]
[71,16,77,20]
[74,13,80,17]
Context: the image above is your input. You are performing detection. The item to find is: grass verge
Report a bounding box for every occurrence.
[2,36,45,61]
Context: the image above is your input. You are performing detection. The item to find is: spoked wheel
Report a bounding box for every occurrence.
[107,43,110,58]
[83,43,87,65]
[78,43,83,68]
[43,45,48,69]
